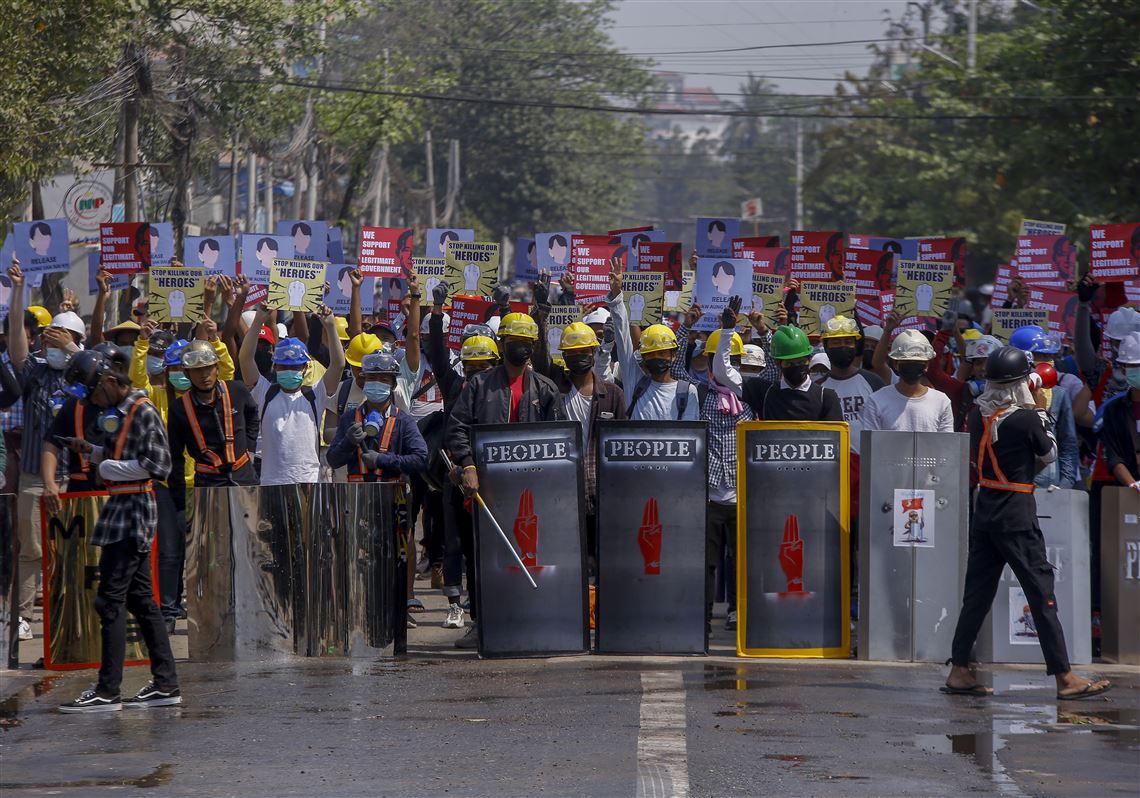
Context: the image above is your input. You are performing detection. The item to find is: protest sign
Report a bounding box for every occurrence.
[1015,235,1076,286]
[544,306,584,358]
[327,227,344,264]
[844,248,892,326]
[445,241,500,298]
[735,242,786,277]
[100,222,151,274]
[570,236,622,305]
[620,229,664,271]
[147,222,174,267]
[276,220,328,262]
[752,273,786,328]
[149,266,206,323]
[850,235,919,265]
[637,241,683,288]
[991,308,1049,343]
[798,281,856,336]
[1020,219,1066,236]
[86,251,129,296]
[622,272,665,326]
[359,226,413,278]
[732,236,780,260]
[695,217,740,258]
[694,257,752,331]
[919,237,967,288]
[1023,284,1079,339]
[413,257,447,302]
[15,218,70,275]
[427,228,475,259]
[240,234,293,285]
[268,258,325,312]
[515,237,538,281]
[992,262,1014,305]
[326,264,374,317]
[1090,223,1140,282]
[664,270,695,313]
[789,231,844,282]
[244,284,268,309]
[536,231,576,276]
[446,295,528,350]
[184,235,236,278]
[894,260,953,320]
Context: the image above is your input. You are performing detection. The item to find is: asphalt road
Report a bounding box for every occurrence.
[1,598,1136,797]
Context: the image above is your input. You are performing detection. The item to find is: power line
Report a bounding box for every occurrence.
[444,36,923,59]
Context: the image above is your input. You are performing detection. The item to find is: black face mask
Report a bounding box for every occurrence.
[503,341,533,367]
[254,349,274,378]
[896,361,927,384]
[565,353,594,375]
[827,347,857,370]
[644,358,671,377]
[781,365,809,386]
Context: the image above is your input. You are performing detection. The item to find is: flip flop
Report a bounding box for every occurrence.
[407,599,426,614]
[1057,681,1111,700]
[940,684,993,697]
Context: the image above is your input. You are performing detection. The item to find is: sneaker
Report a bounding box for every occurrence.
[725,610,737,631]
[407,614,418,629]
[59,688,121,713]
[430,563,445,590]
[454,626,479,649]
[18,618,32,641]
[123,681,182,708]
[443,604,465,629]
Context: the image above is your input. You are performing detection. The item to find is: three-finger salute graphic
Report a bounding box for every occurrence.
[512,489,539,568]
[779,513,805,594]
[638,498,663,575]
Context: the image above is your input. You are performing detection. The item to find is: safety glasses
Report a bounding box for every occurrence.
[181,348,218,369]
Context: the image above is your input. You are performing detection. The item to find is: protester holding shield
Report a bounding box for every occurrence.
[741,322,842,422]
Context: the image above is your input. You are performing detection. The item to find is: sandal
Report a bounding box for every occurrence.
[1057,681,1111,700]
[940,684,993,697]
[407,598,426,613]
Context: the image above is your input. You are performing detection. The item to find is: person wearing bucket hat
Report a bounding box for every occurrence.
[740,323,842,422]
[862,329,953,433]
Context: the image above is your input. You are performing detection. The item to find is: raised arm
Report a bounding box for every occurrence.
[7,259,28,372]
[239,306,269,389]
[403,271,422,374]
[89,269,113,345]
[318,305,345,395]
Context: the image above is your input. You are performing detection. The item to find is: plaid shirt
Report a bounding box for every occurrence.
[91,392,172,551]
[19,358,68,477]
[1,353,23,431]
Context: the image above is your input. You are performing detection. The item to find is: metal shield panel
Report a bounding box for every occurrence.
[473,422,587,657]
[1100,487,1140,665]
[341,483,399,656]
[595,421,708,655]
[737,422,850,657]
[1,493,15,669]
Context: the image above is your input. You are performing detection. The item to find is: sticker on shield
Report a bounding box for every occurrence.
[638,498,663,575]
[893,489,935,548]
[1009,586,1038,645]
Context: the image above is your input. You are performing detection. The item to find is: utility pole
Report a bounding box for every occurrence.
[794,119,803,230]
[246,151,258,233]
[425,130,437,227]
[227,135,239,232]
[264,159,275,232]
[124,91,139,222]
[967,0,978,75]
[370,147,387,226]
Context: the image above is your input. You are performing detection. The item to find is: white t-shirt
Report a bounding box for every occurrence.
[564,387,592,446]
[630,379,700,422]
[408,364,444,419]
[822,372,881,454]
[253,375,328,485]
[861,385,954,434]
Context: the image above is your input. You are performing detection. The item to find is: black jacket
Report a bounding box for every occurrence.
[1096,390,1139,483]
[426,311,464,413]
[742,378,843,422]
[445,364,565,467]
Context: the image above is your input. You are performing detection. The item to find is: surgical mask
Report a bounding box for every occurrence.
[503,341,533,367]
[363,380,392,404]
[146,355,165,376]
[827,347,856,370]
[781,365,809,387]
[644,358,671,377]
[896,361,927,385]
[45,348,70,370]
[168,372,192,392]
[1126,367,1140,390]
[691,340,705,358]
[564,353,594,375]
[811,370,829,385]
[276,370,305,390]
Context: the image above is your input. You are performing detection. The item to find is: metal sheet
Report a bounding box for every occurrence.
[979,488,1091,666]
[473,422,588,657]
[737,422,849,657]
[1100,487,1140,665]
[1,493,17,669]
[595,421,708,655]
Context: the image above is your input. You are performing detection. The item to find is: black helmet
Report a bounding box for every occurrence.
[984,345,1032,384]
[63,350,110,398]
[92,341,130,373]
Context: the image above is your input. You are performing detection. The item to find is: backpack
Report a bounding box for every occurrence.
[630,377,691,420]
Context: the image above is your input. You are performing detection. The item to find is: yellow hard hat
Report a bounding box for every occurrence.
[961,328,982,342]
[820,314,862,341]
[705,328,745,356]
[461,335,499,362]
[345,333,382,367]
[334,316,350,342]
[498,312,538,341]
[560,322,599,352]
[27,305,52,327]
[639,324,678,355]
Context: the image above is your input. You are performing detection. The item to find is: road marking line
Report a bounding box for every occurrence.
[636,671,689,798]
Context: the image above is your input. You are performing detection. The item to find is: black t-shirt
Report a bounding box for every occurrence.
[968,406,1053,524]
[46,397,112,490]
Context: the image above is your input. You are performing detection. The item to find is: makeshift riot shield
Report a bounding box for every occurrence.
[595,421,708,655]
[1100,487,1140,665]
[737,422,850,657]
[1,491,15,669]
[858,431,969,662]
[472,422,588,657]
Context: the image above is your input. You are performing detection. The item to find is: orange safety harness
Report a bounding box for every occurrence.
[977,407,1035,493]
[104,396,154,496]
[73,403,90,476]
[349,404,399,483]
[180,382,251,475]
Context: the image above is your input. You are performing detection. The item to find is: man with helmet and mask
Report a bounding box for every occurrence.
[862,330,954,433]
[926,330,1003,432]
[1096,330,1140,493]
[742,323,842,421]
[54,348,181,712]
[944,345,1111,700]
[1009,325,1079,490]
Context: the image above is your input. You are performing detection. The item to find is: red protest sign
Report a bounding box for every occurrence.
[789,230,844,282]
[570,235,624,305]
[732,236,780,259]
[637,241,683,289]
[1024,284,1079,341]
[358,226,413,278]
[740,246,789,277]
[446,297,528,350]
[919,237,967,288]
[847,249,892,327]
[100,222,151,274]
[1090,223,1140,282]
[244,284,268,309]
[1014,235,1076,287]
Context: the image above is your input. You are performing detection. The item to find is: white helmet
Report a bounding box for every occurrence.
[583,307,611,326]
[965,334,1003,361]
[889,329,935,361]
[741,343,766,369]
[1104,306,1140,342]
[1117,331,1140,366]
[51,311,87,341]
[486,316,501,336]
[863,325,885,342]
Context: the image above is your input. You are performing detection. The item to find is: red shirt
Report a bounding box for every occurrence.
[508,373,524,422]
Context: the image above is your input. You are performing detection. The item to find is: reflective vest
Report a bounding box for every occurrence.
[180,382,251,475]
[977,408,1034,494]
[104,396,154,496]
[349,405,399,483]
[73,403,91,478]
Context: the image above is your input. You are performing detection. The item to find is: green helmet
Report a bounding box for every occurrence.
[771,325,813,361]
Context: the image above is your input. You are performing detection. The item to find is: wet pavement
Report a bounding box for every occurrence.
[1,602,1137,796]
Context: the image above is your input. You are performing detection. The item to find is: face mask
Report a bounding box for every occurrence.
[688,367,709,385]
[1126,368,1140,390]
[691,340,705,358]
[503,341,533,367]
[811,371,829,385]
[968,378,986,397]
[827,347,856,370]
[168,372,192,392]
[896,361,927,385]
[644,358,671,377]
[254,349,274,377]
[363,380,392,404]
[45,348,70,370]
[781,365,809,387]
[564,353,594,375]
[146,355,165,376]
[276,370,305,390]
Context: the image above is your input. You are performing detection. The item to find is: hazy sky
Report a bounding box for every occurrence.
[606,0,914,98]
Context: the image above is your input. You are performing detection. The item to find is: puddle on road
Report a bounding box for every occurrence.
[0,763,174,790]
[0,675,65,730]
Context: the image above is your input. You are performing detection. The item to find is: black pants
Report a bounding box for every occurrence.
[1089,480,1105,614]
[410,474,445,565]
[442,483,477,619]
[950,519,1071,675]
[154,484,185,622]
[95,538,179,697]
[705,501,736,621]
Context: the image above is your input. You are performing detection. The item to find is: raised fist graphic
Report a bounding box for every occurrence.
[779,513,805,594]
[637,497,663,575]
[512,488,539,568]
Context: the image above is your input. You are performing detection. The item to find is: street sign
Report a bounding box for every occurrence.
[741,197,763,221]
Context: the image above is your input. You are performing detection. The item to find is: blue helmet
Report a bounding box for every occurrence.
[163,338,191,367]
[1009,324,1060,355]
[273,337,311,366]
